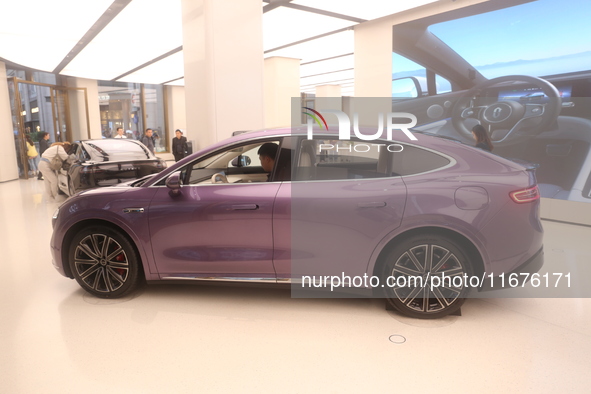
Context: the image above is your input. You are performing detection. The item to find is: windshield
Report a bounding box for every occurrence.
[429,0,591,79]
[82,139,153,162]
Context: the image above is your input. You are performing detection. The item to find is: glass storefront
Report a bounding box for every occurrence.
[99,81,142,140]
[6,68,170,180]
[144,84,167,153]
[99,81,169,152]
[6,68,92,178]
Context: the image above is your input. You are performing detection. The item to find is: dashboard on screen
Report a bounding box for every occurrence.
[498,85,573,105]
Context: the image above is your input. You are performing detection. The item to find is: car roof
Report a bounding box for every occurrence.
[77,138,141,143]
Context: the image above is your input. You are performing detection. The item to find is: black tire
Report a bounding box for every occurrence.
[381,234,473,319]
[68,226,142,298]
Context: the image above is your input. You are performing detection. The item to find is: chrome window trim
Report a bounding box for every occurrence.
[292,135,458,181]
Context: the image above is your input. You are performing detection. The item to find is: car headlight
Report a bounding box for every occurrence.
[52,208,60,220]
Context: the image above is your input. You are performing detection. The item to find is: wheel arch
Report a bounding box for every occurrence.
[370,226,485,279]
[61,219,147,280]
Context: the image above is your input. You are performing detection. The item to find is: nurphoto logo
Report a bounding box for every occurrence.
[302,107,418,141]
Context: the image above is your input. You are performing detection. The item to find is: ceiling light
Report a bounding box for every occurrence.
[300,54,354,77]
[0,0,113,71]
[292,0,438,21]
[165,78,185,86]
[118,52,184,85]
[265,30,353,64]
[62,0,183,81]
[263,7,357,51]
[300,69,354,86]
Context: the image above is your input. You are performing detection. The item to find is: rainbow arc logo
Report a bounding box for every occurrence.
[302,107,328,130]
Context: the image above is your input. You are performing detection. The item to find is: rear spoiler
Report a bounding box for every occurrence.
[508,158,539,171]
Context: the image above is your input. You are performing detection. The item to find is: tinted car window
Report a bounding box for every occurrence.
[391,144,451,176]
[295,139,394,181]
[295,138,450,180]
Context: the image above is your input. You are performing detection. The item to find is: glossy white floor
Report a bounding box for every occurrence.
[1,178,590,393]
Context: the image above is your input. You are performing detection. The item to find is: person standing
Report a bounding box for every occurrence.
[172,129,188,162]
[25,135,39,177]
[471,124,494,152]
[153,129,161,152]
[38,142,73,202]
[140,128,155,154]
[37,132,50,180]
[114,127,126,138]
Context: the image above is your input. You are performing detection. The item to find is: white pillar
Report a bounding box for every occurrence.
[181,0,264,151]
[0,62,19,182]
[354,22,392,98]
[316,84,342,99]
[315,85,342,121]
[64,77,101,140]
[166,85,186,135]
[264,56,300,129]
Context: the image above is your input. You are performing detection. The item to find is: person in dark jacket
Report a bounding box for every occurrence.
[472,124,493,152]
[139,128,155,154]
[172,129,188,162]
[37,132,50,180]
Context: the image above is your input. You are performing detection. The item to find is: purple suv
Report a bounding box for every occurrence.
[50,127,543,318]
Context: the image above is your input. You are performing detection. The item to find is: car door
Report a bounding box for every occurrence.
[147,139,284,280]
[272,137,407,287]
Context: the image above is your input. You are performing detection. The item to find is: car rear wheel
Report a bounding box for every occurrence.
[69,226,142,298]
[382,234,473,319]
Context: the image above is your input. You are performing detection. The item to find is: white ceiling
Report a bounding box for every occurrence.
[0,0,437,94]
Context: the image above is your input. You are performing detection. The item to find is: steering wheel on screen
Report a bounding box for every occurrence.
[452,75,562,146]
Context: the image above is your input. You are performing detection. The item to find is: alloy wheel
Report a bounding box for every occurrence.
[390,244,465,314]
[73,234,130,293]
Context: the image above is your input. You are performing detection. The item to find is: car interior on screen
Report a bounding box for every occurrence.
[389,0,591,203]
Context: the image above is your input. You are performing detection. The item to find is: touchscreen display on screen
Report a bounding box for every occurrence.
[498,86,572,103]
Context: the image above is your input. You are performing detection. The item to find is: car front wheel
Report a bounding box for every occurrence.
[68,226,142,298]
[382,234,473,319]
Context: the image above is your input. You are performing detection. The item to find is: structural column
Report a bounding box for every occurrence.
[264,56,300,129]
[165,85,186,135]
[314,84,343,127]
[0,61,19,182]
[64,77,101,140]
[181,0,264,151]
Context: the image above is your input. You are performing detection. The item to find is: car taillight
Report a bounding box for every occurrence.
[510,185,540,203]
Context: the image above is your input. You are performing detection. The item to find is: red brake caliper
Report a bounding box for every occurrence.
[115,253,126,275]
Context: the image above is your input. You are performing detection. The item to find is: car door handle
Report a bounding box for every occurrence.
[231,204,259,210]
[357,202,386,208]
[123,208,145,213]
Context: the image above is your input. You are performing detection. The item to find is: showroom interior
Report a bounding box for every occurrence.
[1,0,590,392]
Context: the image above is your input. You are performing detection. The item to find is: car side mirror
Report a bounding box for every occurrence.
[231,155,252,167]
[166,171,182,197]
